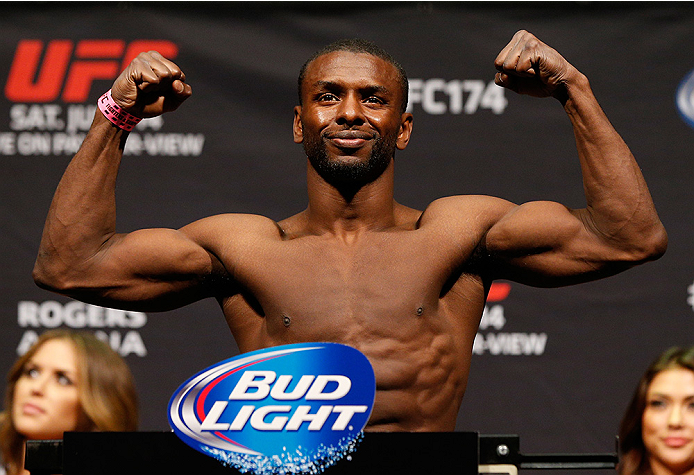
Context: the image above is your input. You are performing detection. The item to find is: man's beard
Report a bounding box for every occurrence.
[303,129,397,189]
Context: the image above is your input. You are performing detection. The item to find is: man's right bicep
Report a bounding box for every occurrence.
[36,227,218,310]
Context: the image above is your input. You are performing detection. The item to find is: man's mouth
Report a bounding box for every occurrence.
[325,130,374,149]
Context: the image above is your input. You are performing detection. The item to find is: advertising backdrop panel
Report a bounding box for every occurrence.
[1,2,693,457]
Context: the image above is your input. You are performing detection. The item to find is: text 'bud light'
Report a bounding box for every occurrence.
[168,342,376,475]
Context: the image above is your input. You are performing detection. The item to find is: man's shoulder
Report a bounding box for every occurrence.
[182,212,286,241]
[410,195,518,257]
[421,195,516,223]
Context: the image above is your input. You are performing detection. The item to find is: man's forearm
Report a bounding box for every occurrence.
[33,110,127,290]
[564,74,667,259]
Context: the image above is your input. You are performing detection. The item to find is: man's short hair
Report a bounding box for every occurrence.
[297,38,409,114]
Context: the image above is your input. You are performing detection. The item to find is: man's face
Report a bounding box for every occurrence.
[293,51,412,187]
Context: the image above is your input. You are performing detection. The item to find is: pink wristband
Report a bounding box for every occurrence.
[97,90,142,132]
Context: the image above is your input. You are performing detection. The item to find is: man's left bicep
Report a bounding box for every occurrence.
[484,201,628,285]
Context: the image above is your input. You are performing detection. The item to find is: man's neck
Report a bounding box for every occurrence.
[304,160,397,237]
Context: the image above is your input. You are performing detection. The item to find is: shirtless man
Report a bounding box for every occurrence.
[33,31,667,431]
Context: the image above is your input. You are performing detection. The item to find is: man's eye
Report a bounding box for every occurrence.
[364,96,384,104]
[318,93,339,101]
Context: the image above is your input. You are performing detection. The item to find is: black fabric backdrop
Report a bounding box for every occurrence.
[1,1,693,463]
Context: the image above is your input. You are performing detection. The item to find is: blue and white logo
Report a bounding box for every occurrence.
[168,342,376,474]
[676,68,694,129]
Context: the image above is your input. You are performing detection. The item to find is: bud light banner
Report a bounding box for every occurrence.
[168,343,376,474]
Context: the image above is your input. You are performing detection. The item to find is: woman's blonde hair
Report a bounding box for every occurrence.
[0,329,138,475]
[618,346,694,475]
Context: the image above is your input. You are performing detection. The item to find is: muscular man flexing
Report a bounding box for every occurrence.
[33,31,667,431]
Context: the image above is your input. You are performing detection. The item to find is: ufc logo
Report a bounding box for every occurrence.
[5,39,178,103]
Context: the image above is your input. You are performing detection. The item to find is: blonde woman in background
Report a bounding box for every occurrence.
[0,329,138,475]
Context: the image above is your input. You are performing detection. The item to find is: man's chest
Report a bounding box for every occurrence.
[221,230,482,339]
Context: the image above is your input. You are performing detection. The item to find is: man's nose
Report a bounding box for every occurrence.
[336,93,365,125]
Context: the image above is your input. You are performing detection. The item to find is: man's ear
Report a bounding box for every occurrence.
[293,106,303,143]
[396,113,413,150]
